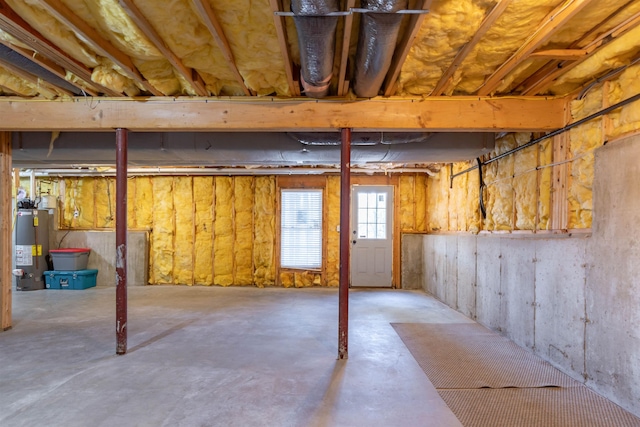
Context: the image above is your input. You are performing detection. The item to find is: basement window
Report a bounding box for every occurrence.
[280,189,322,269]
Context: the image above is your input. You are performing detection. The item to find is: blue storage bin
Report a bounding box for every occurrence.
[44,269,98,290]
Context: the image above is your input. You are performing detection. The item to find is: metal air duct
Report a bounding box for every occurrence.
[353,0,407,98]
[291,0,339,98]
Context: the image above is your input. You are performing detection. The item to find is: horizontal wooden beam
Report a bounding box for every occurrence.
[0,96,567,132]
[529,49,588,60]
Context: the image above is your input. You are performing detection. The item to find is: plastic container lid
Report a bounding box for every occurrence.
[50,248,91,253]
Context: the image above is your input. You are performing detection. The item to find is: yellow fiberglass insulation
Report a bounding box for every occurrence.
[415,174,427,232]
[294,271,320,288]
[214,177,233,286]
[426,167,450,232]
[326,176,341,287]
[193,177,214,285]
[70,178,95,228]
[449,164,467,231]
[484,134,518,230]
[455,0,563,94]
[173,177,194,285]
[234,177,254,285]
[134,177,153,229]
[538,140,552,230]
[280,272,294,288]
[0,67,39,97]
[512,144,537,230]
[94,178,115,228]
[208,1,291,96]
[126,178,136,228]
[608,64,640,138]
[550,25,640,95]
[5,0,140,95]
[151,177,174,284]
[399,175,415,231]
[397,0,495,96]
[567,91,602,229]
[61,179,74,228]
[253,176,276,287]
[465,160,481,233]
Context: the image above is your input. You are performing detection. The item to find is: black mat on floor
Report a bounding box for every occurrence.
[392,322,640,427]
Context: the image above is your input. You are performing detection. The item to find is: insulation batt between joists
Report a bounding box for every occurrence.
[253,176,276,288]
[326,176,340,287]
[399,175,415,231]
[174,177,194,285]
[193,177,214,285]
[234,177,254,286]
[426,166,450,232]
[214,177,233,286]
[151,177,174,284]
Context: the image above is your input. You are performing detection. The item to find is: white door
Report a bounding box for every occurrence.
[350,186,393,288]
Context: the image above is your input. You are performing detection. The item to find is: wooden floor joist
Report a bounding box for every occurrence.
[0,131,12,331]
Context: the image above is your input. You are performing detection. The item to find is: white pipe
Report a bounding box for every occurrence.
[30,169,36,199]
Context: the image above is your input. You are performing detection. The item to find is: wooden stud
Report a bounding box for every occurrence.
[602,81,613,141]
[0,96,567,132]
[1,132,11,330]
[478,0,594,96]
[38,0,162,96]
[190,0,251,96]
[337,0,356,96]
[551,125,569,231]
[118,0,208,96]
[528,49,588,60]
[268,0,300,97]
[383,0,433,96]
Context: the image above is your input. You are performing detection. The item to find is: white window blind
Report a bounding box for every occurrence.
[281,190,322,269]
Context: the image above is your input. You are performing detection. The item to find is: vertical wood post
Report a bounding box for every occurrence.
[116,128,128,354]
[0,132,12,331]
[339,128,351,359]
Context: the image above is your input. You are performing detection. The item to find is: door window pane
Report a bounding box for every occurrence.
[356,191,387,239]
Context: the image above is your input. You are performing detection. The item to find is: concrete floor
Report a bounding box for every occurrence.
[0,286,471,427]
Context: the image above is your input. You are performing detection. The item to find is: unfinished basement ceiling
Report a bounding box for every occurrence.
[1,0,639,167]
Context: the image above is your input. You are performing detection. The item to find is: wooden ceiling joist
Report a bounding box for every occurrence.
[0,0,119,96]
[521,10,640,95]
[477,0,593,96]
[0,96,567,132]
[0,56,74,97]
[37,0,163,96]
[383,0,432,97]
[190,0,251,96]
[269,0,300,97]
[118,0,208,96]
[529,49,588,60]
[337,0,356,96]
[431,0,513,96]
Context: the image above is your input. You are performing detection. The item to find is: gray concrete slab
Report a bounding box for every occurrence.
[401,234,424,290]
[586,137,640,415]
[444,237,458,309]
[475,236,502,330]
[0,287,466,427]
[499,238,535,350]
[456,236,477,320]
[534,237,587,381]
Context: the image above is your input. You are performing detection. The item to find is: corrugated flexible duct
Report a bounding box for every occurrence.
[353,0,407,98]
[291,0,339,98]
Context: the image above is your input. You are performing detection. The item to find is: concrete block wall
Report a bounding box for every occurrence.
[420,136,640,416]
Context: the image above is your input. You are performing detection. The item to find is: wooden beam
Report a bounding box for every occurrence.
[269,0,300,96]
[383,0,432,96]
[38,0,163,96]
[0,131,11,330]
[117,0,208,96]
[521,10,640,95]
[337,0,356,96]
[0,0,119,96]
[190,0,250,96]
[529,49,588,60]
[0,96,567,131]
[477,0,593,96]
[0,56,74,97]
[432,0,513,96]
